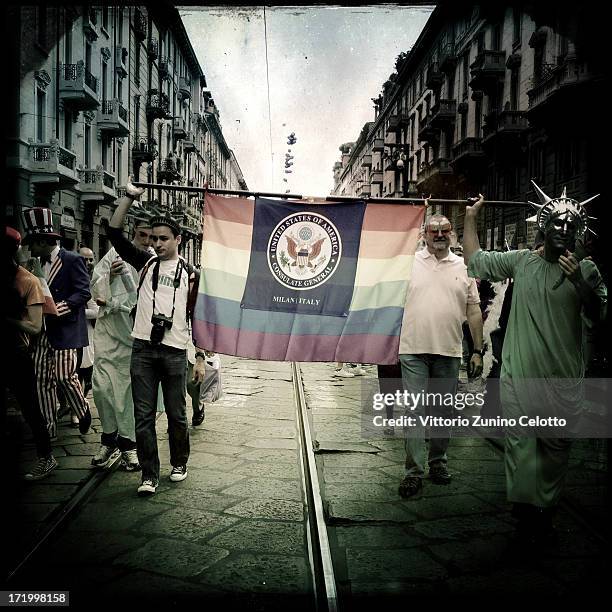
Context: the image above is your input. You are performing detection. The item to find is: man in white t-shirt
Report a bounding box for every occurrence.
[398,213,483,498]
[109,180,207,497]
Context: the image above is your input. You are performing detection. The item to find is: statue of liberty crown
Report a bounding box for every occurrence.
[526,180,599,237]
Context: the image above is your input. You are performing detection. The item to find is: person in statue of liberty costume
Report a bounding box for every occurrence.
[463,181,607,548]
[90,216,156,471]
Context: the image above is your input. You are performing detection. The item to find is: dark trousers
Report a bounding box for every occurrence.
[6,348,52,457]
[130,339,189,481]
[377,362,403,420]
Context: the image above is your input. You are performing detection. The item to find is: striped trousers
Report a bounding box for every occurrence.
[32,331,90,437]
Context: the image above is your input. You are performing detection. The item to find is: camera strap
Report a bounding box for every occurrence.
[151,258,185,321]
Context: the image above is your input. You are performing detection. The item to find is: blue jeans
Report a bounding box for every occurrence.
[399,354,461,478]
[130,339,190,482]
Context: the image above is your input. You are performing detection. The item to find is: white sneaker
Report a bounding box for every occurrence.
[169,465,188,482]
[137,478,158,496]
[120,449,141,472]
[333,366,355,378]
[91,444,120,469]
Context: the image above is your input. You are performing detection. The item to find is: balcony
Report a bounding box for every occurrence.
[527,58,599,117]
[157,156,182,183]
[418,115,439,143]
[28,141,78,186]
[146,91,171,120]
[159,57,170,80]
[78,167,116,202]
[115,46,128,78]
[361,154,372,168]
[60,63,100,110]
[469,50,506,94]
[417,158,453,185]
[386,115,400,133]
[179,76,191,99]
[439,42,457,73]
[183,132,196,152]
[97,99,129,136]
[370,170,383,184]
[429,99,457,128]
[132,138,158,164]
[134,8,147,41]
[426,62,444,91]
[359,184,372,198]
[484,110,528,140]
[386,113,409,133]
[148,38,159,59]
[173,117,187,139]
[450,137,487,174]
[372,138,384,152]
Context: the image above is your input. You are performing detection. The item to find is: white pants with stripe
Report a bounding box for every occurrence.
[32,331,90,437]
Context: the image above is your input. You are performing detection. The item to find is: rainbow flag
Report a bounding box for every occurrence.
[192,194,424,364]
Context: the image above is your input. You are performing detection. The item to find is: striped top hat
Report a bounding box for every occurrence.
[22,207,61,240]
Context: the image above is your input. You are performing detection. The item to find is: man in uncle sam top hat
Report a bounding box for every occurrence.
[22,207,93,438]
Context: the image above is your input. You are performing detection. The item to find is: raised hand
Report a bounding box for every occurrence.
[465,194,485,218]
[126,175,145,200]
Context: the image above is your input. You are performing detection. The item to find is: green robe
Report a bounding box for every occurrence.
[469,249,606,506]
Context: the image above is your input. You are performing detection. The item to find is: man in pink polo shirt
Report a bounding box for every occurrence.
[398,214,484,498]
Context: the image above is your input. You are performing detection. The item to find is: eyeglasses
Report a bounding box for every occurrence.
[426,228,452,235]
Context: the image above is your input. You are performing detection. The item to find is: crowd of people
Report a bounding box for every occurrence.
[4,180,221,493]
[4,179,606,553]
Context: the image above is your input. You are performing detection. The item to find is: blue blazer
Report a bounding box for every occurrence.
[45,248,91,350]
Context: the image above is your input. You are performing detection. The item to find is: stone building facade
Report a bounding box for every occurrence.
[6,5,248,267]
[331,5,606,257]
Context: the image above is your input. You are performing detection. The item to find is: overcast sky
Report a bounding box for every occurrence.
[180,5,434,196]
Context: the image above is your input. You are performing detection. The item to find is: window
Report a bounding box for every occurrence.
[64,15,72,64]
[117,146,122,185]
[84,123,91,167]
[558,34,569,64]
[419,70,424,94]
[513,8,522,45]
[64,109,73,150]
[447,72,455,99]
[37,7,47,48]
[510,68,520,110]
[102,137,108,167]
[102,60,108,102]
[534,45,544,84]
[558,138,579,180]
[530,142,544,182]
[475,97,482,138]
[462,54,469,99]
[460,109,467,140]
[134,43,141,86]
[85,42,92,73]
[134,95,141,140]
[118,77,123,102]
[476,31,485,54]
[118,8,123,43]
[36,87,46,142]
[491,23,502,51]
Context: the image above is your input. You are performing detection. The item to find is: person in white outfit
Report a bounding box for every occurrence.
[89,219,153,471]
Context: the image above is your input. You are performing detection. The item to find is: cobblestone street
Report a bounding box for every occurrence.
[6,358,608,604]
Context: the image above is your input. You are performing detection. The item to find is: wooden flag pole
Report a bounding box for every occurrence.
[131,182,529,206]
